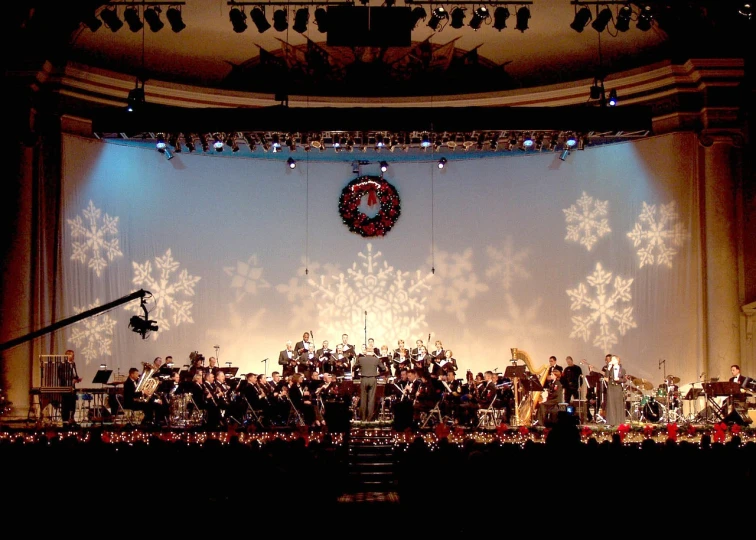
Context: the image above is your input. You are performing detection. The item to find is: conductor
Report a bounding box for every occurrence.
[353,344,388,422]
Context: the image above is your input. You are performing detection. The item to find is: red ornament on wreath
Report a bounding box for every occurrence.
[339,176,402,237]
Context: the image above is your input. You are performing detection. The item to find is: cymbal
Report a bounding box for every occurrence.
[666,376,680,384]
[632,378,654,390]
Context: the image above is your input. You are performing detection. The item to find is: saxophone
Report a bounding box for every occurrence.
[513,349,549,426]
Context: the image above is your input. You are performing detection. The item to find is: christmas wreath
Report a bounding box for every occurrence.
[339,176,401,237]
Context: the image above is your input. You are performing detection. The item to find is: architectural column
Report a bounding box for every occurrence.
[699,131,744,379]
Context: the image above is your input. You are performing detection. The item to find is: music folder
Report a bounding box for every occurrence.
[504,366,527,379]
[92,369,112,385]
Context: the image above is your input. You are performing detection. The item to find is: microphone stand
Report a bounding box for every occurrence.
[659,358,669,421]
[363,310,367,350]
[261,358,268,378]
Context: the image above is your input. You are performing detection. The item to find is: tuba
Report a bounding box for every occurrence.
[135,362,160,402]
[513,349,549,426]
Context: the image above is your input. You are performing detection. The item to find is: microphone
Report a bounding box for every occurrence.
[260,358,268,363]
[364,311,367,316]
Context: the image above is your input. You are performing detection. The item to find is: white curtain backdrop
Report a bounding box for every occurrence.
[56,131,703,389]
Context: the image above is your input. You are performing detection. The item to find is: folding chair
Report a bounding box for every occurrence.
[420,398,447,429]
[477,397,501,429]
[113,393,142,426]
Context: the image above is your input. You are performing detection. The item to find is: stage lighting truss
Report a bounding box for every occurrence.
[97,130,650,160]
[570,2,657,35]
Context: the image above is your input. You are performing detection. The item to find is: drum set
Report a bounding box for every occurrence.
[625,376,684,423]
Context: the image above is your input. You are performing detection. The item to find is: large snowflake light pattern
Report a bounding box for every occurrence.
[68,299,118,363]
[224,254,270,302]
[127,249,201,339]
[67,200,123,277]
[564,192,611,251]
[566,262,637,350]
[627,201,689,268]
[486,235,530,291]
[309,243,432,342]
[425,249,488,323]
[486,293,551,351]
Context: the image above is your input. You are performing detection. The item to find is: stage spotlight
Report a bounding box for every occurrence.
[82,12,103,32]
[124,6,143,33]
[493,7,510,31]
[293,8,309,33]
[615,5,632,32]
[126,85,145,113]
[213,135,224,152]
[469,7,489,30]
[167,6,186,33]
[314,7,328,32]
[421,133,431,148]
[570,7,591,32]
[739,3,753,19]
[273,9,288,32]
[287,157,297,169]
[515,6,530,32]
[156,133,167,151]
[637,5,653,31]
[559,149,570,161]
[100,7,123,32]
[144,6,164,32]
[522,133,534,148]
[450,8,466,29]
[428,7,448,30]
[592,7,613,32]
[608,88,618,107]
[380,161,389,172]
[230,7,248,32]
[437,157,447,169]
[565,134,578,148]
[410,7,427,29]
[251,7,271,33]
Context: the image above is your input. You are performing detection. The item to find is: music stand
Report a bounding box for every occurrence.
[520,375,543,392]
[92,369,112,384]
[585,373,602,389]
[684,387,704,400]
[504,366,527,379]
[91,370,112,424]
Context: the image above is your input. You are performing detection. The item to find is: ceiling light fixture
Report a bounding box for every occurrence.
[287,157,297,169]
[492,7,510,31]
[230,7,248,32]
[450,8,466,29]
[82,12,103,32]
[380,160,389,172]
[100,7,123,32]
[636,5,653,31]
[437,157,447,169]
[293,8,309,33]
[166,6,186,33]
[213,134,224,152]
[608,88,618,107]
[428,7,448,30]
[469,7,489,30]
[126,82,145,113]
[591,6,613,32]
[614,5,632,32]
[144,6,165,32]
[570,6,592,32]
[124,7,143,33]
[273,9,288,32]
[314,7,328,32]
[410,7,427,29]
[515,6,530,32]
[251,7,271,33]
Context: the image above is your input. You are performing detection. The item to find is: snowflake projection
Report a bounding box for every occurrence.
[485,235,530,291]
[68,299,118,363]
[126,249,201,340]
[205,304,268,366]
[425,249,488,323]
[566,262,637,350]
[486,293,551,352]
[275,257,341,330]
[309,243,433,342]
[224,254,271,302]
[563,191,611,251]
[67,200,123,277]
[627,200,689,268]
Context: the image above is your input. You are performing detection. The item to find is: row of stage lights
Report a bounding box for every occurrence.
[153,131,581,160]
[83,3,187,33]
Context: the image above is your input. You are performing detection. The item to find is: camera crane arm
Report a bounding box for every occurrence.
[0,289,152,352]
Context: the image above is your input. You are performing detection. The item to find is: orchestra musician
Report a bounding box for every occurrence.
[155,371,181,425]
[59,349,82,426]
[393,347,411,377]
[353,345,389,422]
[123,367,159,426]
[288,373,322,427]
[278,341,298,378]
[536,368,564,427]
[393,368,419,430]
[440,370,462,421]
[202,371,223,428]
[413,368,442,422]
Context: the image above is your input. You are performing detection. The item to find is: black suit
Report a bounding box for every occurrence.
[123,377,156,422]
[353,353,388,421]
[278,349,298,377]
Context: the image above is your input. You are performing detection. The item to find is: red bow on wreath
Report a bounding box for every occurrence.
[713,422,727,443]
[353,183,378,206]
[666,423,678,441]
[617,423,631,441]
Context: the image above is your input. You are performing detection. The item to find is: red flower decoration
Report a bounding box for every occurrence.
[581,426,593,438]
[666,423,678,441]
[713,422,727,443]
[643,424,655,438]
[435,422,450,439]
[518,426,530,436]
[453,426,465,437]
[731,424,742,435]
[687,424,697,437]
[339,176,402,237]
[617,423,631,442]
[497,423,508,436]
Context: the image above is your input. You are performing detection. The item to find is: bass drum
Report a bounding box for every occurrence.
[642,399,663,422]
